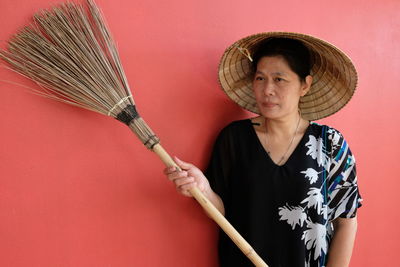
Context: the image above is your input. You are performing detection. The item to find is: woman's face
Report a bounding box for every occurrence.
[252,56,312,120]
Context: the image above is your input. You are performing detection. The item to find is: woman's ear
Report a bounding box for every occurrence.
[300,75,313,97]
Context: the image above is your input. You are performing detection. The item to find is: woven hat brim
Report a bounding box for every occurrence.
[218,32,358,121]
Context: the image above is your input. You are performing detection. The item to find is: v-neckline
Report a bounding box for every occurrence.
[248,119,311,167]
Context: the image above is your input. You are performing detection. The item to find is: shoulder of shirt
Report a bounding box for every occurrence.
[214,119,251,141]
[309,121,343,135]
[221,120,345,136]
[221,119,251,132]
[308,122,350,147]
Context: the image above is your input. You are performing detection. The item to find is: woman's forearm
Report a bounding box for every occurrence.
[326,217,358,267]
[204,189,225,216]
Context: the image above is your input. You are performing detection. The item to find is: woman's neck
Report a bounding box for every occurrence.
[265,112,306,138]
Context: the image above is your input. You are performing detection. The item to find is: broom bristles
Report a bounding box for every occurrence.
[0,0,159,149]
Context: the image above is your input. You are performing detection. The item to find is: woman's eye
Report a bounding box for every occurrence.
[255,76,264,81]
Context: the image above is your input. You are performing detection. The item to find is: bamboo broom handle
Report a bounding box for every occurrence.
[152,143,268,267]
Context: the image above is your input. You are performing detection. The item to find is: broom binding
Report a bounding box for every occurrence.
[115,103,161,149]
[115,104,139,125]
[127,116,160,149]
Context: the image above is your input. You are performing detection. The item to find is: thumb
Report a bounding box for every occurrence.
[173,156,192,170]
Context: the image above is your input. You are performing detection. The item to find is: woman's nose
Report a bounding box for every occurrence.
[264,81,275,95]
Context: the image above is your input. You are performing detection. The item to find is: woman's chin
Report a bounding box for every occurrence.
[259,108,281,119]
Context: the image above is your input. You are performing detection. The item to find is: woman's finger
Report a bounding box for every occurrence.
[167,171,188,182]
[173,177,195,187]
[163,166,178,175]
[174,156,193,170]
[177,181,197,196]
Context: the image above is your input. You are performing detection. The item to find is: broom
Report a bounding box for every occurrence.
[0,1,267,266]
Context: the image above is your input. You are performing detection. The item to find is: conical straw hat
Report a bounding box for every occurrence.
[218,32,358,121]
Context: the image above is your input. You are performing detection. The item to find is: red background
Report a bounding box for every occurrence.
[0,0,398,266]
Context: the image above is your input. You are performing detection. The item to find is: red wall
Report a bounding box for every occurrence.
[0,0,398,266]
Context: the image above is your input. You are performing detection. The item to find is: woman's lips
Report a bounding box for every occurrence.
[262,102,278,108]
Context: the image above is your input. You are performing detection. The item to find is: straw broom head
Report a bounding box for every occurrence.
[0,0,159,149]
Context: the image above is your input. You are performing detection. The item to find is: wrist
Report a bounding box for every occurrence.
[202,184,214,199]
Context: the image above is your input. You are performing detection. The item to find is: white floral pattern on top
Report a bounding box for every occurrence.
[278,205,307,230]
[302,221,328,261]
[301,168,321,184]
[305,135,328,167]
[301,188,324,215]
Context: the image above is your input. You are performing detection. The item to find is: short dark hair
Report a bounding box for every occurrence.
[251,37,312,82]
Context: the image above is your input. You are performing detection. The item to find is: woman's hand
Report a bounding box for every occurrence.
[164,156,225,215]
[164,156,211,197]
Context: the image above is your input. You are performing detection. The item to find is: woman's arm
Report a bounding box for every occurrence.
[326,216,358,267]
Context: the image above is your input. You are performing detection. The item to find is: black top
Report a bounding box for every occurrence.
[205,119,362,267]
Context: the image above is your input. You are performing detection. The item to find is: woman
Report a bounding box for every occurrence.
[164,32,362,267]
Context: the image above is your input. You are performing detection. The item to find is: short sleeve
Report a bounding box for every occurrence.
[204,123,237,207]
[326,128,362,221]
